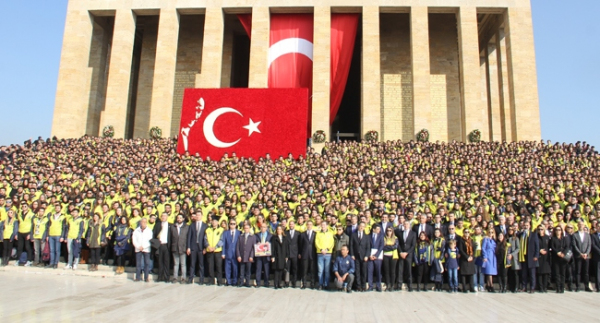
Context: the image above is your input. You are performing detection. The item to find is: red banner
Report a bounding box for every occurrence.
[330,14,358,124]
[177,88,308,160]
[268,14,314,137]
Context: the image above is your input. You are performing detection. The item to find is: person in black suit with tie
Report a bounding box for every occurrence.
[345,215,359,238]
[236,223,257,287]
[286,220,301,288]
[412,214,434,240]
[396,221,416,291]
[187,211,208,285]
[590,222,600,292]
[494,216,508,237]
[379,214,393,234]
[152,213,171,283]
[350,222,371,291]
[368,225,384,292]
[431,214,447,237]
[299,221,317,289]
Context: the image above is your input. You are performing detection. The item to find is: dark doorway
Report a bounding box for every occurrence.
[330,17,362,142]
[222,14,250,88]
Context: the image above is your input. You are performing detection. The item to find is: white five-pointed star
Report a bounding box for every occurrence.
[243,118,261,137]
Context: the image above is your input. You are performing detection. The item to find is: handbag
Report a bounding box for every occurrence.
[563,249,573,262]
[42,242,51,262]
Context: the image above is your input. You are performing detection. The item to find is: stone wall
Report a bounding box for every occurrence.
[171,15,205,137]
[132,16,159,138]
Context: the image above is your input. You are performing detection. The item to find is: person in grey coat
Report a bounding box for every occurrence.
[572,221,592,292]
[507,227,521,293]
[170,214,189,283]
[333,225,350,260]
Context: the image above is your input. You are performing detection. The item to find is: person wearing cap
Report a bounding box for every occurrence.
[205,216,224,285]
[333,245,354,293]
[315,221,335,290]
[16,202,34,266]
[1,210,19,266]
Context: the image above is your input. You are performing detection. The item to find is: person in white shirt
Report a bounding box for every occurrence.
[133,218,153,282]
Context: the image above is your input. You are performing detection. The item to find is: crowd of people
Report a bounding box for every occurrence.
[1,136,600,294]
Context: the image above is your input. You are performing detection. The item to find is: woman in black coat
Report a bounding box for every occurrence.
[458,229,476,293]
[271,226,289,289]
[551,226,570,293]
[536,225,551,293]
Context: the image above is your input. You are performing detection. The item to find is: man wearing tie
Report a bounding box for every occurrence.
[186,212,208,285]
[152,213,171,283]
[299,221,317,289]
[396,221,417,291]
[350,222,371,292]
[286,220,301,288]
[495,216,508,237]
[432,214,447,237]
[590,222,600,292]
[221,219,240,286]
[572,221,592,292]
[345,215,359,237]
[236,223,256,287]
[412,214,433,240]
[379,214,392,233]
[255,223,273,288]
[367,224,384,292]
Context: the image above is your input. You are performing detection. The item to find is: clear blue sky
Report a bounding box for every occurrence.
[0,0,598,147]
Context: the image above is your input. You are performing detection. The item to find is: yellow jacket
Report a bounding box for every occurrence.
[206,227,224,252]
[315,230,335,254]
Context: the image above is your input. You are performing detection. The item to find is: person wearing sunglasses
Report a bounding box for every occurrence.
[552,226,570,293]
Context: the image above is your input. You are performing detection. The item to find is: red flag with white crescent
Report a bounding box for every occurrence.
[177,88,308,160]
[268,14,314,137]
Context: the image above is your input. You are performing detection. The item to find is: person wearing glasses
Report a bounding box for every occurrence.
[382,225,398,292]
[552,226,570,293]
[205,216,224,285]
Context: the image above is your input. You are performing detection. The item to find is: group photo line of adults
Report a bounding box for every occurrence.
[1,136,600,295]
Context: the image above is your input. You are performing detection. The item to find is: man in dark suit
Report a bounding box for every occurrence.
[152,213,171,282]
[494,215,508,237]
[169,214,189,283]
[396,221,416,291]
[572,221,592,292]
[367,224,384,292]
[236,223,256,287]
[445,224,462,247]
[431,214,447,237]
[187,211,208,285]
[412,214,434,240]
[379,214,393,235]
[345,215,359,238]
[350,222,371,291]
[518,222,540,293]
[286,220,301,287]
[255,223,273,288]
[590,222,600,292]
[299,221,317,289]
[221,219,241,286]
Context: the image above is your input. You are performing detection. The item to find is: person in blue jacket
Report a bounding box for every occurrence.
[333,245,355,293]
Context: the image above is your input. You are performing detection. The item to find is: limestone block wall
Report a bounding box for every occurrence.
[428,13,461,142]
[86,17,113,137]
[132,16,159,138]
[170,15,205,137]
[379,13,413,141]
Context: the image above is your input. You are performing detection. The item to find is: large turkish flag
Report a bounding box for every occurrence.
[177,88,308,160]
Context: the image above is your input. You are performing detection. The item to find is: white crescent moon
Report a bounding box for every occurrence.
[268,38,313,67]
[203,107,242,148]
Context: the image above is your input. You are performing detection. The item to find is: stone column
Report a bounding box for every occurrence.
[410,6,431,139]
[197,7,224,88]
[248,7,269,88]
[99,9,136,138]
[505,7,541,141]
[458,6,485,142]
[486,39,503,142]
[361,6,381,140]
[51,8,94,139]
[133,18,158,138]
[146,9,180,138]
[496,28,514,141]
[312,7,331,149]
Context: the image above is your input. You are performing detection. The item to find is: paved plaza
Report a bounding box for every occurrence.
[0,268,597,322]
